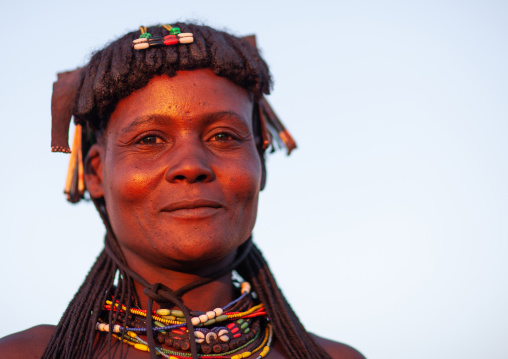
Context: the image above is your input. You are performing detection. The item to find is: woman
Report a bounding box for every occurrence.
[0,23,364,359]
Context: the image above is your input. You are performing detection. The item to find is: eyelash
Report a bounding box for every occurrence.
[136,134,164,145]
[210,132,236,142]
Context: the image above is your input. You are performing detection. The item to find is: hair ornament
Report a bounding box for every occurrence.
[64,124,85,203]
[240,35,296,155]
[258,96,296,155]
[133,25,194,50]
[51,68,85,153]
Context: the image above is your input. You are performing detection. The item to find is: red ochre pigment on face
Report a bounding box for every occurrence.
[96,69,262,268]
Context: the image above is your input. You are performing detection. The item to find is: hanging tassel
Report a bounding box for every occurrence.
[64,125,85,203]
[240,35,296,155]
[51,68,85,153]
[259,97,296,155]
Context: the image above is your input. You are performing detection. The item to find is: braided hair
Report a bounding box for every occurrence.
[43,23,331,359]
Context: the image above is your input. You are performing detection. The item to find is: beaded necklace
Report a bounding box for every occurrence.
[96,282,273,359]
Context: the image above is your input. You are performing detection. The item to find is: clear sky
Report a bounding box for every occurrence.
[1,1,507,358]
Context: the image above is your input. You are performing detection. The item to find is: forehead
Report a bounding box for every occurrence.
[107,69,253,132]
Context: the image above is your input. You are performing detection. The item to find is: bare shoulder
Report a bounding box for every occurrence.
[310,333,366,359]
[0,325,55,359]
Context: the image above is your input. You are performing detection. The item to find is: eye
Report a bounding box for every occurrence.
[137,135,163,145]
[210,133,235,142]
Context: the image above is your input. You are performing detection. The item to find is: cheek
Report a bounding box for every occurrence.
[223,154,262,213]
[104,155,164,207]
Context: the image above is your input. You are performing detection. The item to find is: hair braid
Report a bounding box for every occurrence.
[237,245,332,359]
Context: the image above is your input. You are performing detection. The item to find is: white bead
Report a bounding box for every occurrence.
[113,324,121,333]
[104,324,110,332]
[133,38,148,44]
[99,323,106,331]
[178,33,193,38]
[191,317,200,326]
[179,37,194,44]
[199,314,209,323]
[219,334,229,342]
[134,43,149,50]
[213,308,224,316]
[206,311,216,320]
[194,331,205,343]
[206,332,217,344]
[218,329,229,342]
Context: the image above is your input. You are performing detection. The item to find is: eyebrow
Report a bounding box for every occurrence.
[121,115,172,135]
[121,111,250,135]
[202,111,251,128]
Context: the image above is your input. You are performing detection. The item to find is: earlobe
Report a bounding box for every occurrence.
[84,144,105,198]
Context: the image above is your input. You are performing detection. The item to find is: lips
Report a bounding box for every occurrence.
[161,199,224,218]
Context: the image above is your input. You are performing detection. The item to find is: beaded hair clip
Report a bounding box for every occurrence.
[132,25,194,50]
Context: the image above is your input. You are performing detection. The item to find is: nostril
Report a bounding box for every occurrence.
[195,174,208,182]
[169,173,212,183]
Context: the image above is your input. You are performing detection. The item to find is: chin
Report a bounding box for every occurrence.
[127,230,249,270]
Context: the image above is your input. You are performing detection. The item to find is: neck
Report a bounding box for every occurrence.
[122,248,239,311]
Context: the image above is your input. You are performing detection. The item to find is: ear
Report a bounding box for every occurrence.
[252,102,267,191]
[84,144,105,198]
[260,159,267,191]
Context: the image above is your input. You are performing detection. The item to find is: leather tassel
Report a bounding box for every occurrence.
[64,125,85,203]
[241,35,297,155]
[259,97,296,155]
[51,68,85,153]
[241,34,257,49]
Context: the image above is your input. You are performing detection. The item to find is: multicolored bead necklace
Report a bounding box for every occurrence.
[96,282,272,359]
[133,25,194,50]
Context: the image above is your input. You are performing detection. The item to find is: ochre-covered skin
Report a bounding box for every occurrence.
[87,70,262,269]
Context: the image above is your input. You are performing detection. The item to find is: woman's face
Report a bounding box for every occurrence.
[87,69,263,269]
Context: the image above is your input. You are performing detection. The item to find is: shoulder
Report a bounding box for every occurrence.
[310,333,366,359]
[0,325,55,359]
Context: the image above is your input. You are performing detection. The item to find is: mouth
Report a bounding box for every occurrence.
[161,199,224,218]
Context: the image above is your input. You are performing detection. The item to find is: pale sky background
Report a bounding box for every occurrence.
[1,1,507,358]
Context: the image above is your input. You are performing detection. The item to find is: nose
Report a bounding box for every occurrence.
[165,140,215,184]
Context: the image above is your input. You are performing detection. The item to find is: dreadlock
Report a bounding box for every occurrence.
[43,23,331,359]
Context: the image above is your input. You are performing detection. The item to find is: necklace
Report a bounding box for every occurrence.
[96,282,273,359]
